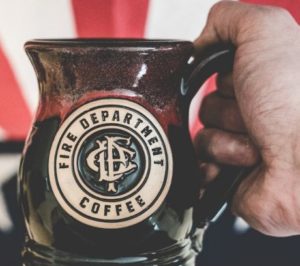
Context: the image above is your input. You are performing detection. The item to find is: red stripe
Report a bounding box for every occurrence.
[242,0,300,23]
[0,45,31,140]
[71,0,149,38]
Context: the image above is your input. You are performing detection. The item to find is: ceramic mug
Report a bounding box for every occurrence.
[19,39,239,265]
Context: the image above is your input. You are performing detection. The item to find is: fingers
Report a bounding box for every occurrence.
[231,166,300,236]
[198,161,221,195]
[194,1,252,50]
[194,1,297,51]
[198,162,220,185]
[200,91,246,133]
[216,71,235,98]
[193,1,300,237]
[193,128,260,167]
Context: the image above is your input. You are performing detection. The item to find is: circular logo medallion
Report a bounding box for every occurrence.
[49,98,173,229]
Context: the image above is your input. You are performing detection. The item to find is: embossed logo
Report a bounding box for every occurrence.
[86,136,138,192]
[48,98,173,228]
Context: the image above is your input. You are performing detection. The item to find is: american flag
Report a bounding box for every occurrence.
[0,0,300,265]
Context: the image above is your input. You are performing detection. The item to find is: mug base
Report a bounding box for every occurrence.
[22,239,200,266]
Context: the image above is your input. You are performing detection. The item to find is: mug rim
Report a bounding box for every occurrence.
[25,38,192,49]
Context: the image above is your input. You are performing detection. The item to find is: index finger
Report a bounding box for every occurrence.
[194,1,296,53]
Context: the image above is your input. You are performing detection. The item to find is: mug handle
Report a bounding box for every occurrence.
[181,45,250,228]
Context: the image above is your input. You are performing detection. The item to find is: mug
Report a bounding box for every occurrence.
[19,39,239,265]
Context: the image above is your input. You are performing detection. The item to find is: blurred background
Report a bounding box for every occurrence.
[0,0,300,265]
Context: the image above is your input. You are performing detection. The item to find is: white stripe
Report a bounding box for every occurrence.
[0,0,76,113]
[145,0,220,40]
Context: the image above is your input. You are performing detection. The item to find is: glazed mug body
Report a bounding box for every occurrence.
[20,39,207,265]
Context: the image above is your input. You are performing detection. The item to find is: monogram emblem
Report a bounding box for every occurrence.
[86,136,137,192]
[49,98,173,229]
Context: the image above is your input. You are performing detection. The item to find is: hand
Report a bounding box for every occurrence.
[194,1,300,236]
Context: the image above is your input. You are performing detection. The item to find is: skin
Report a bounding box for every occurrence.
[193,1,300,237]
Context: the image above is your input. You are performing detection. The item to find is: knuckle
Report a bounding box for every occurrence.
[232,194,270,231]
[196,129,218,161]
[249,6,294,31]
[208,2,223,17]
[232,177,296,235]
[231,192,250,217]
[194,129,210,157]
[266,6,293,22]
[206,131,220,159]
[236,6,295,43]
[206,142,216,160]
[208,1,232,21]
